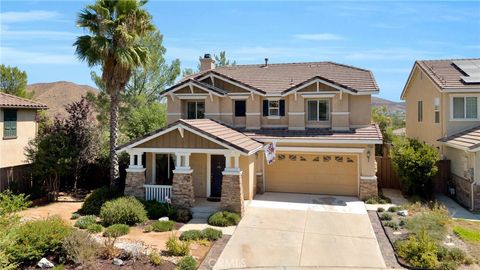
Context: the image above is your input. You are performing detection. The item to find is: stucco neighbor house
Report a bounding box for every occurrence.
[0,92,47,187]
[117,55,383,215]
[401,59,480,211]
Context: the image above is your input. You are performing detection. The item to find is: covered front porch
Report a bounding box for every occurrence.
[117,119,264,216]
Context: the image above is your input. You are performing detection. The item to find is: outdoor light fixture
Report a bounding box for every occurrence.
[367,150,371,162]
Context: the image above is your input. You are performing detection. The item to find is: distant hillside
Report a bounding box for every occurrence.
[27,81,97,117]
[372,96,405,113]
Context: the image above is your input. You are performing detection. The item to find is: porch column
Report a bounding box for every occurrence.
[221,154,244,216]
[171,152,195,208]
[125,151,146,199]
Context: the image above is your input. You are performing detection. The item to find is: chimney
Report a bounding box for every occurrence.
[264,58,269,67]
[200,53,215,72]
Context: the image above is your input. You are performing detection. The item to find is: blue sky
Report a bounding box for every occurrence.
[1,1,479,101]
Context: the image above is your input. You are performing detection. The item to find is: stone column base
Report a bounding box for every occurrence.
[221,172,244,216]
[451,174,480,212]
[171,172,195,209]
[359,176,378,200]
[256,173,264,194]
[124,168,146,199]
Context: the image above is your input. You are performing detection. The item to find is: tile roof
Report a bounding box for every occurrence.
[179,119,264,154]
[416,59,480,90]
[0,92,47,109]
[178,61,379,94]
[438,125,480,152]
[241,124,383,143]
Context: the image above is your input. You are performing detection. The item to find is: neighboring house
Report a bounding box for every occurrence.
[401,59,480,211]
[117,55,383,215]
[0,92,47,190]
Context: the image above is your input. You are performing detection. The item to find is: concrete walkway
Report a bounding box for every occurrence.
[436,194,480,221]
[213,193,386,269]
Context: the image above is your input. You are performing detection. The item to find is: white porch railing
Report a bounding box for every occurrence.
[144,184,172,202]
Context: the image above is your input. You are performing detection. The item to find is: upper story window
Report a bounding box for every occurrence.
[186,101,204,119]
[234,100,246,117]
[262,99,285,118]
[307,100,330,121]
[452,96,478,120]
[3,109,17,138]
[417,101,423,122]
[434,97,440,123]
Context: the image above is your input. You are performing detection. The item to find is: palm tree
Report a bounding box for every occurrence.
[74,0,154,186]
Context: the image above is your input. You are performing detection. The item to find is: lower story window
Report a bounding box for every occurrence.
[187,101,205,119]
[307,100,329,121]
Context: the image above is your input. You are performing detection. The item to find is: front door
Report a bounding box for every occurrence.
[210,155,225,198]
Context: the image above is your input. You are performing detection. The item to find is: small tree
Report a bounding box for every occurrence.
[0,65,32,99]
[390,137,440,198]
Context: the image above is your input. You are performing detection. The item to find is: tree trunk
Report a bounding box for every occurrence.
[109,90,120,187]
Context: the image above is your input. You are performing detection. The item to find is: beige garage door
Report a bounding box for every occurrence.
[265,153,358,196]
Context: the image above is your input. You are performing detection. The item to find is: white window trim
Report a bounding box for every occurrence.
[268,100,280,118]
[307,99,330,122]
[187,101,205,119]
[434,97,440,123]
[449,95,480,121]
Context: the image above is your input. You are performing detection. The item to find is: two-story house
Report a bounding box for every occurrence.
[401,59,480,211]
[0,92,47,190]
[118,55,382,215]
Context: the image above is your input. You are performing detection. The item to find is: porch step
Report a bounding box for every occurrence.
[191,200,220,219]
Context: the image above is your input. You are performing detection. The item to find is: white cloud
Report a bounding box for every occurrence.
[0,10,62,23]
[2,29,78,40]
[0,47,78,65]
[293,33,345,41]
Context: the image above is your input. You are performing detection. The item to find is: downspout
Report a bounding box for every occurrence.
[471,153,476,211]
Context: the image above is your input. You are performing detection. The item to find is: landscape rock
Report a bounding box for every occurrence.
[113,258,124,266]
[37,258,54,268]
[158,216,169,221]
[397,210,408,216]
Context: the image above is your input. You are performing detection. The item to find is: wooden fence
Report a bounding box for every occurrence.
[376,156,451,193]
[0,164,33,193]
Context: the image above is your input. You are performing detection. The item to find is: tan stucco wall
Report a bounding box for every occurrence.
[0,109,38,168]
[444,92,480,136]
[239,154,256,200]
[445,146,468,179]
[166,80,373,130]
[404,67,443,148]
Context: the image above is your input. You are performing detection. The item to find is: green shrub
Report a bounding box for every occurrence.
[86,223,103,233]
[7,216,72,263]
[79,186,121,215]
[208,211,241,227]
[166,236,190,256]
[399,220,406,227]
[388,206,402,212]
[377,207,385,212]
[70,213,80,220]
[202,228,223,241]
[395,230,438,268]
[390,137,439,197]
[149,251,162,266]
[74,215,97,229]
[63,229,100,265]
[144,225,153,233]
[177,255,196,270]
[141,200,177,220]
[103,224,130,238]
[176,208,192,223]
[151,220,175,232]
[379,213,392,221]
[384,221,399,230]
[365,195,392,204]
[180,230,204,241]
[100,196,148,226]
[406,205,450,241]
[52,265,65,270]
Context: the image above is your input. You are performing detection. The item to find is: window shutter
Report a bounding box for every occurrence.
[279,100,285,116]
[263,100,269,116]
[4,109,17,137]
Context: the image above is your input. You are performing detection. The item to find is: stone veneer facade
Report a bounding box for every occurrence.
[359,177,378,200]
[171,172,195,208]
[451,174,480,211]
[124,170,146,199]
[221,173,245,216]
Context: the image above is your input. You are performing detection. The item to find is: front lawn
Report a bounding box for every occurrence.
[453,219,480,260]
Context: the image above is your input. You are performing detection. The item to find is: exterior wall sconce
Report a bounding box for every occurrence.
[367,150,371,162]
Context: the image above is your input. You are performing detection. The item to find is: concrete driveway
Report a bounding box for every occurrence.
[213,193,386,269]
